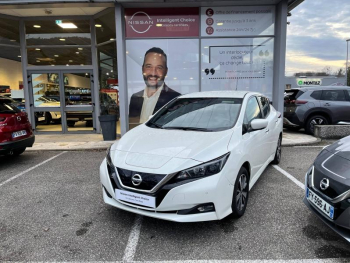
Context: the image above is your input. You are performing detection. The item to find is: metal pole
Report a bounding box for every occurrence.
[346,40,349,86]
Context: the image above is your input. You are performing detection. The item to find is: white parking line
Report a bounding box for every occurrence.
[0,151,67,188]
[70,259,349,262]
[272,165,304,190]
[123,215,143,262]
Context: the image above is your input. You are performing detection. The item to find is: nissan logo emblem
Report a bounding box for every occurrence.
[17,116,21,121]
[320,178,329,191]
[131,174,142,186]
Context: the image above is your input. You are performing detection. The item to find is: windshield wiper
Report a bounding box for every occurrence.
[163,126,211,132]
[148,122,163,129]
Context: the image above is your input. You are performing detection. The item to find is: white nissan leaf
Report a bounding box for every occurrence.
[100,91,283,222]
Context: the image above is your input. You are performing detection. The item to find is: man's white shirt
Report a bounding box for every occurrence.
[140,84,164,123]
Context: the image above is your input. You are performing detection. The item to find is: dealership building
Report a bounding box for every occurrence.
[0,0,303,136]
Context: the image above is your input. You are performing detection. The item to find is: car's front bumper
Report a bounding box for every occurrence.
[303,196,350,242]
[100,159,233,222]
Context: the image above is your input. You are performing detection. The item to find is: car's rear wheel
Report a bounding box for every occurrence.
[305,115,328,135]
[9,147,26,156]
[67,121,75,127]
[271,135,282,164]
[44,112,52,125]
[231,167,249,218]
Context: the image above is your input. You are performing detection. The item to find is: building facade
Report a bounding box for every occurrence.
[0,0,303,136]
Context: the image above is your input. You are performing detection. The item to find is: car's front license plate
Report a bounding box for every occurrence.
[115,189,156,208]
[306,188,334,219]
[12,130,27,138]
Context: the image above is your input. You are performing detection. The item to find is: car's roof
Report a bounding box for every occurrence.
[179,90,260,99]
[288,86,350,92]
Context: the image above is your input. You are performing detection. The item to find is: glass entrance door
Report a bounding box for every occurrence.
[28,70,95,133]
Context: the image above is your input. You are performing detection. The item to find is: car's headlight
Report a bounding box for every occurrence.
[106,146,116,178]
[175,153,230,181]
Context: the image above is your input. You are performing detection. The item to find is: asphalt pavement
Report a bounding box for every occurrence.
[0,147,350,262]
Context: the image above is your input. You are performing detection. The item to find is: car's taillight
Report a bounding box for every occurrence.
[0,117,6,122]
[295,100,308,104]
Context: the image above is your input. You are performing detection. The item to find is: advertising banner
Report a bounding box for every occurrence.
[201,37,274,99]
[201,6,275,37]
[126,39,199,128]
[125,8,199,38]
[297,78,322,86]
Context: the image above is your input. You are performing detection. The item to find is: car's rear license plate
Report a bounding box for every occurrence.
[115,189,156,208]
[307,188,334,219]
[12,130,27,138]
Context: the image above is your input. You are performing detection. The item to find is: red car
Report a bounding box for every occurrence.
[0,98,35,156]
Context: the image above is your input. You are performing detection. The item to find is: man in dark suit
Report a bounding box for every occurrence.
[129,47,180,127]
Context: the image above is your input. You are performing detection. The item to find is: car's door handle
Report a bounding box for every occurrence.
[324,103,331,106]
[265,129,269,133]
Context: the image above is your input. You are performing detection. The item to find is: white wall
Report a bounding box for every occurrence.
[0,57,23,90]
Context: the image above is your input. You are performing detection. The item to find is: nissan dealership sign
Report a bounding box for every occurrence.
[297,78,322,86]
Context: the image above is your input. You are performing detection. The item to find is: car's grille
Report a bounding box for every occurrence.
[313,166,349,199]
[116,167,167,191]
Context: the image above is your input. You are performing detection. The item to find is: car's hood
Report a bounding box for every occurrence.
[325,135,350,161]
[116,125,233,166]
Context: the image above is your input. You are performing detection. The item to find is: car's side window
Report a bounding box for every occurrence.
[321,90,347,101]
[258,96,270,118]
[310,90,322,100]
[243,96,262,133]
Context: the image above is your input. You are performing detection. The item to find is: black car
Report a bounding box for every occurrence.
[304,135,350,242]
[284,86,350,134]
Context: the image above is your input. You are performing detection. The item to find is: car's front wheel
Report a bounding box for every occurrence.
[271,136,282,164]
[231,167,249,218]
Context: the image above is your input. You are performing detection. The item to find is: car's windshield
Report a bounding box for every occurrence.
[0,100,20,114]
[147,97,243,132]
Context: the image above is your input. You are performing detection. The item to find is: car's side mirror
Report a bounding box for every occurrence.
[250,119,268,131]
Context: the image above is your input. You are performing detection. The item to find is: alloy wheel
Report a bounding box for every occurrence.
[236,174,248,211]
[310,117,324,133]
[276,137,282,162]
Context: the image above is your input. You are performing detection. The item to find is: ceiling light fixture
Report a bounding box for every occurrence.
[33,25,41,28]
[95,24,102,28]
[57,23,77,29]
[35,48,41,51]
[78,48,83,50]
[76,52,79,54]
[69,60,73,62]
[10,39,16,42]
[54,55,59,57]
[110,38,115,41]
[59,38,66,41]
[18,55,21,58]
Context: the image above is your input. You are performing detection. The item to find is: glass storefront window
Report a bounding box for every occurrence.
[27,47,92,66]
[25,20,91,46]
[31,73,61,107]
[95,8,116,44]
[64,73,92,106]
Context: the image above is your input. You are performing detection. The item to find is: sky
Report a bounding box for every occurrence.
[285,0,350,76]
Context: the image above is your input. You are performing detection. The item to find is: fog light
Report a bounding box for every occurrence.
[177,203,215,215]
[198,204,215,212]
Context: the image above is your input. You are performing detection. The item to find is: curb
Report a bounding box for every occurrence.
[282,137,321,147]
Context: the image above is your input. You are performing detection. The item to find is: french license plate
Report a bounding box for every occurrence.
[306,188,334,219]
[12,130,27,138]
[115,189,156,208]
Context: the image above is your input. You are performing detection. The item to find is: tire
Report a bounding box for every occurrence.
[286,126,301,132]
[231,167,249,218]
[305,115,328,135]
[67,121,75,127]
[44,112,52,125]
[271,135,282,164]
[9,147,26,156]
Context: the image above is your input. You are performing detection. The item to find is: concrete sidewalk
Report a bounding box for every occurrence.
[26,129,319,151]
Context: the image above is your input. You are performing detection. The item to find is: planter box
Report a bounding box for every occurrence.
[314,125,350,139]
